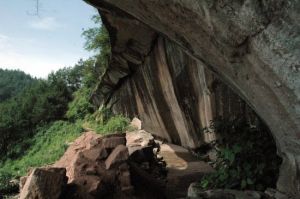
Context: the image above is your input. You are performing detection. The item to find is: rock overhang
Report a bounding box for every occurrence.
[84,0,300,197]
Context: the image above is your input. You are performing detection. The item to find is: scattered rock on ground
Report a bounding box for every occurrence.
[18,123,297,199]
[53,129,164,199]
[18,127,167,199]
[19,167,67,199]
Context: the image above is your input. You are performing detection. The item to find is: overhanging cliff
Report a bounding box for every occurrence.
[85,0,300,197]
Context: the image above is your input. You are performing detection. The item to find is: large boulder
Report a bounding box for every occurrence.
[53,132,132,199]
[54,131,102,182]
[126,130,155,155]
[18,130,168,199]
[19,167,67,199]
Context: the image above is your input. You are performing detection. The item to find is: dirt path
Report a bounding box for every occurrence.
[159,143,214,199]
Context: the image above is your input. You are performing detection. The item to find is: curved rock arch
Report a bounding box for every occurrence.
[85,0,300,196]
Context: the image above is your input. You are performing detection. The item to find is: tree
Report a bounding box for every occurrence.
[0,69,76,161]
[82,15,111,75]
[0,69,35,102]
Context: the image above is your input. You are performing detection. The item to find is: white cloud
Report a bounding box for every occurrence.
[29,17,61,31]
[0,34,9,42]
[0,34,11,50]
[0,33,77,78]
[0,51,65,78]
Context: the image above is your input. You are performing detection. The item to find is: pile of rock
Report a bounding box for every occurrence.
[126,130,167,198]
[19,129,167,199]
[57,132,133,198]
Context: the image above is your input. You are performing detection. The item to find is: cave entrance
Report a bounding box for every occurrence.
[163,38,283,192]
[97,35,283,194]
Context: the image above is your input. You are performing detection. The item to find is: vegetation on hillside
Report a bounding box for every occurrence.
[0,14,125,195]
[0,69,35,102]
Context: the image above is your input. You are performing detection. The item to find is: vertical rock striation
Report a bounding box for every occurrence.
[85,0,300,196]
[108,37,252,148]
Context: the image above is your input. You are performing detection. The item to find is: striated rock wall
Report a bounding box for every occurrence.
[108,37,254,148]
[85,0,300,196]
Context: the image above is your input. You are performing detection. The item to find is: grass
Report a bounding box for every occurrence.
[0,114,130,195]
[0,121,83,194]
[83,114,130,135]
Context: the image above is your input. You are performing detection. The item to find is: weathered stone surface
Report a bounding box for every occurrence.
[119,171,131,188]
[130,117,142,130]
[85,0,300,196]
[264,188,292,199]
[126,130,154,148]
[19,167,67,199]
[102,136,126,149]
[188,183,263,199]
[105,145,129,169]
[54,131,102,182]
[82,147,108,161]
[52,132,135,198]
[19,176,27,191]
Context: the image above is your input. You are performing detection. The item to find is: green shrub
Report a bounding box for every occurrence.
[100,115,130,134]
[83,110,130,135]
[66,87,95,121]
[0,121,83,193]
[199,117,281,191]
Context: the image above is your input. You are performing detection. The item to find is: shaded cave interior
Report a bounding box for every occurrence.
[93,33,282,191]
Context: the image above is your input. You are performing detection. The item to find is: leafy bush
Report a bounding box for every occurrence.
[66,87,95,121]
[0,121,83,193]
[199,117,282,191]
[100,115,130,134]
[83,109,130,135]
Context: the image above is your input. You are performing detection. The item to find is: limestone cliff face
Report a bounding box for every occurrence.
[86,0,300,196]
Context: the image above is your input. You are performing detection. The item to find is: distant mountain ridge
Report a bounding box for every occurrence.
[0,68,36,102]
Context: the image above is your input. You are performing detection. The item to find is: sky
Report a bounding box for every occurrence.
[0,0,98,78]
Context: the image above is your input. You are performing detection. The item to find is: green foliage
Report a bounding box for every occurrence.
[0,13,113,197]
[82,15,110,55]
[82,15,111,75]
[0,121,83,193]
[83,109,130,135]
[0,75,73,160]
[0,69,35,102]
[66,87,95,121]
[199,117,282,191]
[100,115,130,134]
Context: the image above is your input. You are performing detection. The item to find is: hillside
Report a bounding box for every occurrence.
[0,69,35,102]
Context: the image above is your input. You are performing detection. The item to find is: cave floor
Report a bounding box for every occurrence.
[159,143,214,199]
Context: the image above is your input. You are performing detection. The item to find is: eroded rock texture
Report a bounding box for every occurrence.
[85,0,300,197]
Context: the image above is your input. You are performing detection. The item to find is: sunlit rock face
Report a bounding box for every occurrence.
[86,0,300,196]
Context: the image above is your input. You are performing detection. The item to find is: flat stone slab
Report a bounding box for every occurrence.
[159,143,214,199]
